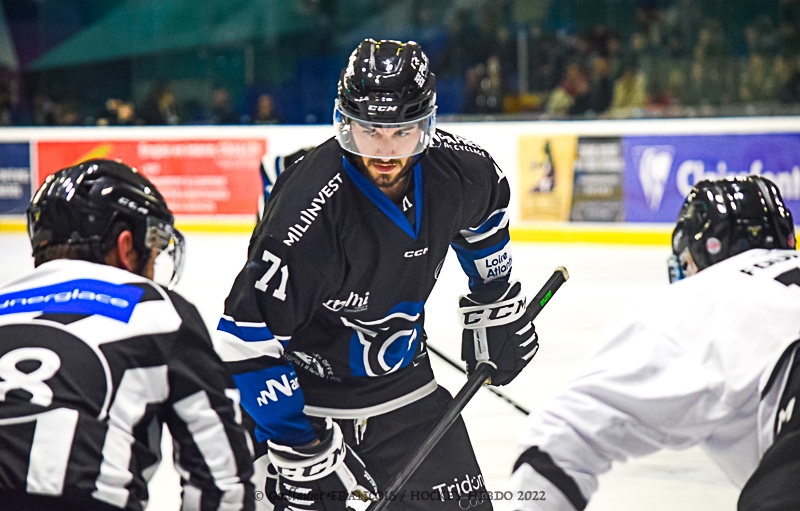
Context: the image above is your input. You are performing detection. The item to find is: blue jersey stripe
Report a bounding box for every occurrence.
[466,208,507,235]
[217,317,277,343]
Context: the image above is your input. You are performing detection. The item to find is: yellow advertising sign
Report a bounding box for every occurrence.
[519,135,577,221]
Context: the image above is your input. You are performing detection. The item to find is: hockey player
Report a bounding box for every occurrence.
[0,159,255,511]
[257,147,312,221]
[509,175,799,511]
[216,39,539,511]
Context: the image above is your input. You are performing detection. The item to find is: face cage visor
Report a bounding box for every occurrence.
[334,100,436,159]
[146,216,185,290]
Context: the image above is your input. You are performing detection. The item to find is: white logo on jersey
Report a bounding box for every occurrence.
[283,174,343,247]
[478,248,512,281]
[256,374,299,406]
[777,396,795,434]
[432,473,485,500]
[637,146,674,211]
[430,132,490,159]
[323,291,369,313]
[404,248,428,258]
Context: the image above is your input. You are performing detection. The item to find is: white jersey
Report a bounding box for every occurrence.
[510,249,800,511]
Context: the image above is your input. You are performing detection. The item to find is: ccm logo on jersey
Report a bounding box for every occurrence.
[405,248,429,258]
[256,375,299,406]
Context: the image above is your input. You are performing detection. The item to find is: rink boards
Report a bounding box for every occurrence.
[1,116,800,243]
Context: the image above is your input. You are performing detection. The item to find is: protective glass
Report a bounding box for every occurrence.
[334,100,436,159]
[146,217,185,290]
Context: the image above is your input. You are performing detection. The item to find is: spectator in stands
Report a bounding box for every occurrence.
[686,59,716,107]
[141,82,180,125]
[528,25,556,93]
[0,82,14,126]
[410,2,448,69]
[587,24,611,58]
[546,61,589,116]
[779,54,800,103]
[587,56,613,114]
[607,58,646,117]
[251,93,282,125]
[773,54,794,101]
[463,55,505,114]
[740,54,776,102]
[96,98,138,126]
[606,33,623,81]
[495,25,518,97]
[439,8,477,78]
[208,87,240,124]
[53,102,83,126]
[32,93,56,126]
[474,4,503,66]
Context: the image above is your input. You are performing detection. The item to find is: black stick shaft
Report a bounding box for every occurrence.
[427,344,530,415]
[369,267,569,511]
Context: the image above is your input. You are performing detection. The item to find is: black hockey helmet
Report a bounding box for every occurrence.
[668,175,796,282]
[27,159,185,288]
[334,39,437,159]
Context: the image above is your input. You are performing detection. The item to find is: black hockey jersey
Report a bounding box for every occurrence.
[0,260,254,511]
[217,131,514,447]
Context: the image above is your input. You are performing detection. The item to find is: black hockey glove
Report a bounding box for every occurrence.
[267,419,378,511]
[458,281,539,386]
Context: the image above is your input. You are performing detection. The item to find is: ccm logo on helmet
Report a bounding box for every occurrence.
[368,105,398,112]
[404,248,428,258]
[462,298,525,326]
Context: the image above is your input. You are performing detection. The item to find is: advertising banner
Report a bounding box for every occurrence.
[0,142,31,215]
[623,134,800,222]
[36,139,266,216]
[569,137,624,222]
[519,135,577,221]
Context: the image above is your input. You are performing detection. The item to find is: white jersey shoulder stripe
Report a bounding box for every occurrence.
[460,208,509,244]
[213,330,284,362]
[304,379,437,419]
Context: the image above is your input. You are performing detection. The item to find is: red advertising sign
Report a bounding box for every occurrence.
[37,139,266,215]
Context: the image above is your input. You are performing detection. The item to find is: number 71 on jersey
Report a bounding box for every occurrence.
[254,249,288,301]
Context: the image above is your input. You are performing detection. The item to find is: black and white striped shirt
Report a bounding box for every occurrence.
[0,259,255,511]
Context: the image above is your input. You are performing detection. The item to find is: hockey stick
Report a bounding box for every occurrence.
[427,344,530,415]
[369,267,569,511]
